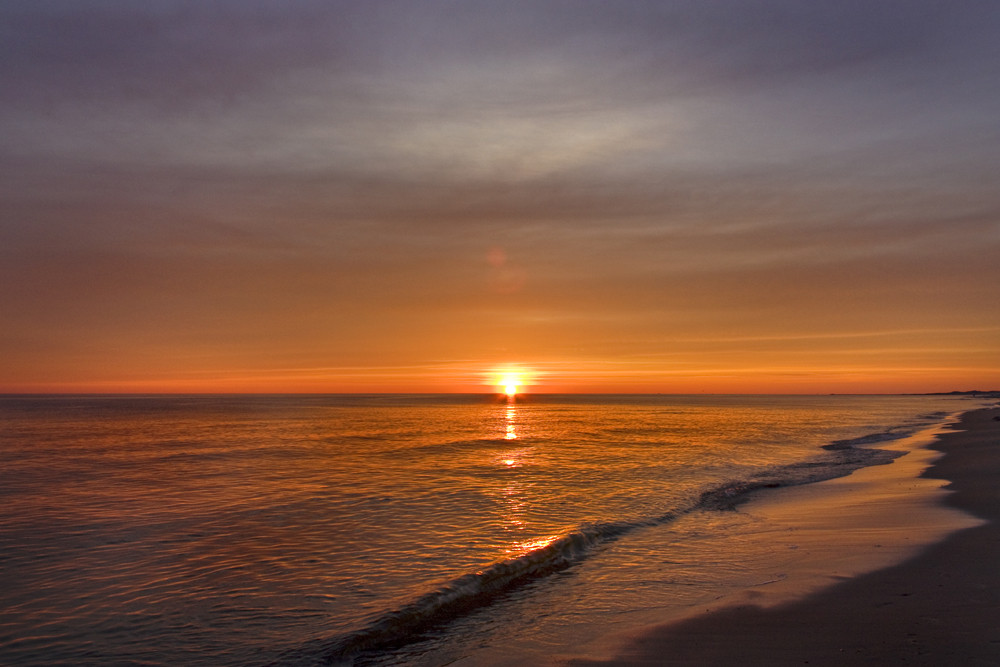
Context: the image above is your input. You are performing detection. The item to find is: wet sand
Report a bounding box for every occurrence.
[571,407,1000,666]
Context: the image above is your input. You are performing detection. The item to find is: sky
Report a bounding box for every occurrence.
[2,0,999,394]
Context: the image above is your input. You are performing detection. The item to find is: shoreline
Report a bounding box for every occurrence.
[569,406,1000,665]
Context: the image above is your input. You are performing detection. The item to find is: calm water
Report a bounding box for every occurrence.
[0,394,984,665]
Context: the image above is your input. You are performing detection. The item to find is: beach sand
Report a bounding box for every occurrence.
[570,406,1000,666]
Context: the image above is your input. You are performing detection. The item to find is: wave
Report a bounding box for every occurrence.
[823,411,952,451]
[823,431,907,450]
[308,427,917,664]
[318,520,638,663]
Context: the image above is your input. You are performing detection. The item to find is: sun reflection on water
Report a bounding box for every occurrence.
[492,400,543,553]
[505,534,560,556]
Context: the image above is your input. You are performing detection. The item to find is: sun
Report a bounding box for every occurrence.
[488,366,534,397]
[499,374,520,397]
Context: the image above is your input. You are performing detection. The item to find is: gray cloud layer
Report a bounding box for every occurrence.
[2,0,999,389]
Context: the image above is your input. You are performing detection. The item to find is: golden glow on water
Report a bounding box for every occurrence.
[494,401,537,548]
[504,404,517,440]
[499,483,528,536]
[496,445,529,469]
[506,534,560,556]
[0,394,979,666]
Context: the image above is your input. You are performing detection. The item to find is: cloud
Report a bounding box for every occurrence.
[1,1,998,391]
[4,0,997,173]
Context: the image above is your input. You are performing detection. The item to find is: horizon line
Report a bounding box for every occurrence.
[2,390,996,397]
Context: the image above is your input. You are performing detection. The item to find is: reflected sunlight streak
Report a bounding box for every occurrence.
[505,404,517,440]
[505,535,560,556]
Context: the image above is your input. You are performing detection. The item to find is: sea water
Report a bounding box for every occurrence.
[0,394,986,665]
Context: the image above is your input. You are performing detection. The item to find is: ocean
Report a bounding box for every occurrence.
[0,394,987,665]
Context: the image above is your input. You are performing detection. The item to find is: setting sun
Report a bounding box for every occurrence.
[488,367,534,397]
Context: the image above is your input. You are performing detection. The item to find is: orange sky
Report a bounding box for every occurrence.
[2,1,999,394]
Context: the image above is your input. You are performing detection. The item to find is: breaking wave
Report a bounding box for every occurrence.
[309,429,910,664]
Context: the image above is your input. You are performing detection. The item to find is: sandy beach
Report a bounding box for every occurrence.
[571,406,1000,666]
